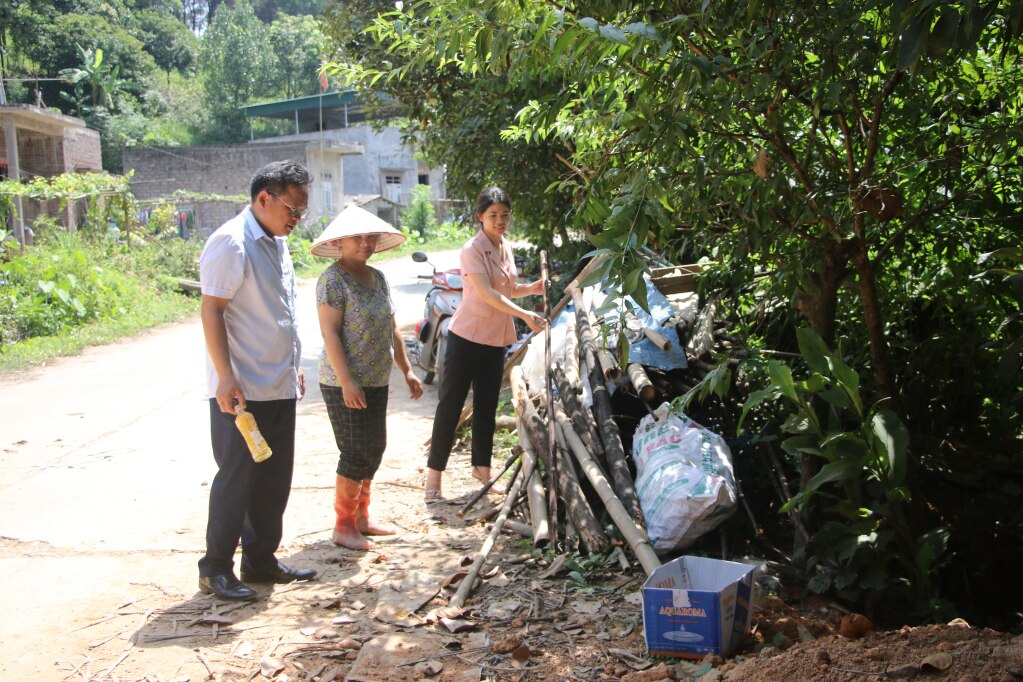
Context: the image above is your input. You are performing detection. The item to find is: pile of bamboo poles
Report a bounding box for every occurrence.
[449,257,748,605]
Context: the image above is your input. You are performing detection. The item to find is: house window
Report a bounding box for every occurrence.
[418,174,429,185]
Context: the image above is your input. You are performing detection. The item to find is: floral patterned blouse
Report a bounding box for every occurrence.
[316,263,394,388]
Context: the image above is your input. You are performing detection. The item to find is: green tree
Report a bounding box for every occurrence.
[327,0,1023,622]
[268,13,325,99]
[322,0,577,250]
[198,0,276,142]
[27,12,156,112]
[135,9,198,76]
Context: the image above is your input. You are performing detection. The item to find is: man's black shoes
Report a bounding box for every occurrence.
[198,574,257,601]
[240,561,317,584]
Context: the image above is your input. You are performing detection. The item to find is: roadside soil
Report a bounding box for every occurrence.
[1,250,1018,682]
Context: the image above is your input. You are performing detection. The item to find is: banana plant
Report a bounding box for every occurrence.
[59,43,131,113]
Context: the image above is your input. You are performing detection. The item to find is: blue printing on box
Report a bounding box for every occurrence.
[642,556,755,658]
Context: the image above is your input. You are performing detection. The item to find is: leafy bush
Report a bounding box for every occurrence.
[0,230,200,348]
[400,184,438,238]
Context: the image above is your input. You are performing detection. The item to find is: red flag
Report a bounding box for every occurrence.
[319,71,329,91]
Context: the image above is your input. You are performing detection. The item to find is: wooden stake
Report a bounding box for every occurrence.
[540,250,558,547]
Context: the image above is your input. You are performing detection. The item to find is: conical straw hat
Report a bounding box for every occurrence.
[310,204,406,258]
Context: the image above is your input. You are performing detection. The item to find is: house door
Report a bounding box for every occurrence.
[382,173,403,205]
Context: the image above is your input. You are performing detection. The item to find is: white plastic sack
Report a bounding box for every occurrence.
[633,402,738,552]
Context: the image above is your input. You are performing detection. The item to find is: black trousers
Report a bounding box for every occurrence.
[428,331,505,471]
[198,398,296,577]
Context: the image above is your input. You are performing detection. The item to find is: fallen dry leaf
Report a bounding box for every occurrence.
[537,554,568,579]
[620,663,669,682]
[569,599,601,615]
[313,627,336,640]
[486,570,511,587]
[337,637,362,650]
[197,614,233,625]
[259,656,285,678]
[441,571,468,589]
[440,618,476,633]
[511,644,531,665]
[492,634,521,654]
[839,613,874,639]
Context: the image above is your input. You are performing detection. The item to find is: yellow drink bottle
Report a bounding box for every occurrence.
[235,408,272,462]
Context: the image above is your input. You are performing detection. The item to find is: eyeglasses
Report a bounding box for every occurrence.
[269,193,309,220]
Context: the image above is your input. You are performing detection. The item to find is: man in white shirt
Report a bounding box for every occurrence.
[197,160,317,600]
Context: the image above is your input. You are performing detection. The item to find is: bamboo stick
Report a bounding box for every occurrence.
[553,363,606,476]
[563,312,580,388]
[554,410,661,575]
[642,326,672,351]
[448,451,539,610]
[597,348,621,381]
[516,420,550,548]
[551,411,610,553]
[573,286,647,529]
[457,451,521,518]
[511,367,551,548]
[627,363,657,403]
[499,520,534,538]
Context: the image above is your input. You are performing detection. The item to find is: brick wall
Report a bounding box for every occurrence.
[124,141,313,202]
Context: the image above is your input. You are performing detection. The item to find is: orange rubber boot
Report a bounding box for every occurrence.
[357,480,397,536]
[332,476,372,550]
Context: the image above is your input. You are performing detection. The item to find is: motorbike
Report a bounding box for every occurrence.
[412,251,463,386]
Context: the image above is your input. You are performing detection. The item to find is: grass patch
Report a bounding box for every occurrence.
[0,291,198,374]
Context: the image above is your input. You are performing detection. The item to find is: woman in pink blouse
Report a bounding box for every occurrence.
[425,187,547,500]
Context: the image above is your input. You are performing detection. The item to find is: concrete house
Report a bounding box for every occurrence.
[122,91,447,239]
[0,103,103,245]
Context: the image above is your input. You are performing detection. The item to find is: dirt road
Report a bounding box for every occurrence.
[0,249,492,680]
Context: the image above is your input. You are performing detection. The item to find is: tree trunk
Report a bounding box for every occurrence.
[852,238,895,400]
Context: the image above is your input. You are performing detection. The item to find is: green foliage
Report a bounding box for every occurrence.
[59,43,133,112]
[322,0,580,251]
[199,0,277,142]
[400,184,438,238]
[0,229,200,350]
[268,13,327,99]
[740,328,949,617]
[135,9,198,75]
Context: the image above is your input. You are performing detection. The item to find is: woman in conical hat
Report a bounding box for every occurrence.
[312,204,423,551]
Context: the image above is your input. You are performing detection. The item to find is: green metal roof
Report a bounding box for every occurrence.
[239,90,361,117]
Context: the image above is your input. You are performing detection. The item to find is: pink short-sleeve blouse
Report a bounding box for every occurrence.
[448,231,518,347]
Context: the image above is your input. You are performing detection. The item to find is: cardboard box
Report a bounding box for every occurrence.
[642,556,755,659]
